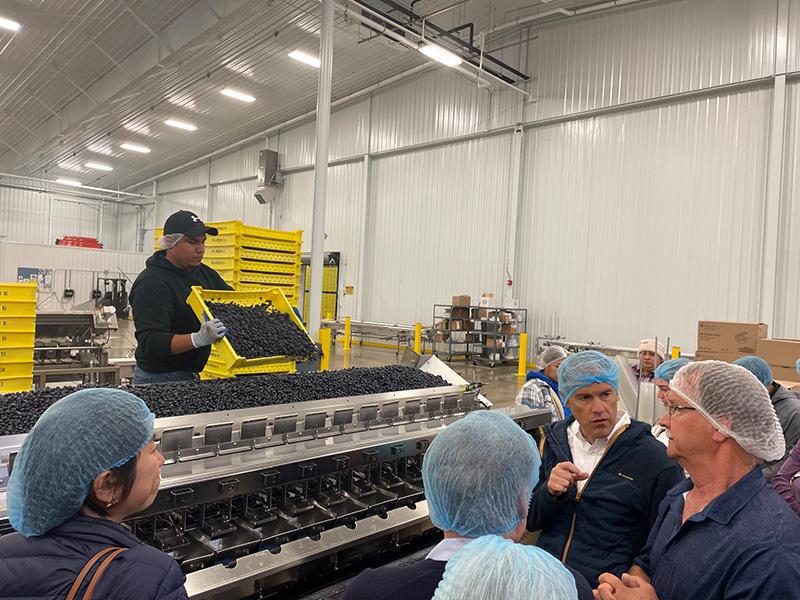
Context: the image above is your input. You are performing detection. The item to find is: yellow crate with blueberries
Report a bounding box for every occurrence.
[186,286,312,379]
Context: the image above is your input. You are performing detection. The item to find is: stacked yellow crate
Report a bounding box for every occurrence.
[154,221,302,302]
[302,264,339,323]
[0,283,36,393]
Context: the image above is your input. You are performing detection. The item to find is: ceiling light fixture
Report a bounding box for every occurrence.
[164,118,197,131]
[0,17,21,32]
[120,142,151,153]
[220,88,256,103]
[85,161,113,171]
[288,50,321,68]
[55,178,81,187]
[419,44,463,67]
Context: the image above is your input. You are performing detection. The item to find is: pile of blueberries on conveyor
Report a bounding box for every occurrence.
[206,301,320,361]
[0,366,450,436]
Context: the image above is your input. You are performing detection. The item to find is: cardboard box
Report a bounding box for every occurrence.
[757,338,800,369]
[697,320,768,354]
[449,320,464,331]
[464,333,476,343]
[693,350,749,363]
[451,331,467,343]
[771,366,800,384]
[473,308,489,319]
[436,319,449,331]
[479,292,494,308]
[450,307,470,319]
[500,323,517,334]
[485,337,504,350]
[452,295,471,307]
[499,312,514,324]
[462,320,474,331]
[433,332,449,343]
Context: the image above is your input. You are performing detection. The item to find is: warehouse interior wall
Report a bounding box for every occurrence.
[4,0,800,355]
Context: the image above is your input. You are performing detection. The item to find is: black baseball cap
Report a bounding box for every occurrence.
[163,211,218,237]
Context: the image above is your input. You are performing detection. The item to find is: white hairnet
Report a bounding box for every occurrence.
[538,345,569,369]
[639,339,666,360]
[157,232,184,250]
[670,361,784,461]
[433,535,578,600]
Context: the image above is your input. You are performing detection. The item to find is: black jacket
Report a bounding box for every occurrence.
[130,251,231,373]
[763,383,800,480]
[527,417,684,586]
[343,555,594,600]
[0,514,186,599]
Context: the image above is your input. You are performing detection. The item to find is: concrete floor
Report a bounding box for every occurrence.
[328,343,524,409]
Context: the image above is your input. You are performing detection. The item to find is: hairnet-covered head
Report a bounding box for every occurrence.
[558,350,620,404]
[538,346,569,369]
[733,355,773,389]
[422,411,540,538]
[639,339,666,360]
[670,361,784,461]
[654,358,692,382]
[432,535,578,600]
[8,388,155,537]
[157,232,184,250]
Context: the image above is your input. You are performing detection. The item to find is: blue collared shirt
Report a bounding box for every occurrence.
[635,467,800,600]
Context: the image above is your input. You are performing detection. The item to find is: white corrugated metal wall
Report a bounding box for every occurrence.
[5,0,800,353]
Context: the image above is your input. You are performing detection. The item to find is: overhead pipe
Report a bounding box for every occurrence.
[0,172,152,201]
[338,2,529,96]
[486,0,652,36]
[362,0,528,81]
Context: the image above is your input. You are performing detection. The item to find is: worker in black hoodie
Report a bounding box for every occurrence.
[129,211,232,384]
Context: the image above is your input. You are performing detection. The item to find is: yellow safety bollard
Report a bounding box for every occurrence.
[319,327,331,371]
[344,316,352,351]
[414,323,422,354]
[671,346,681,359]
[518,333,528,378]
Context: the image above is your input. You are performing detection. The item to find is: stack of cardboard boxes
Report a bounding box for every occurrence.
[434,295,476,343]
[696,320,800,383]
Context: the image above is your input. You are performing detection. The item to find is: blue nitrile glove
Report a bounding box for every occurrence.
[191,315,227,348]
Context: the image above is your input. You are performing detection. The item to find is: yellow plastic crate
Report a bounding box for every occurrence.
[0,317,36,333]
[0,362,33,378]
[186,286,313,371]
[205,233,302,255]
[0,300,36,317]
[0,346,34,363]
[203,257,301,276]
[0,375,32,393]
[0,332,34,346]
[204,245,300,264]
[206,221,302,243]
[201,358,296,380]
[233,272,299,286]
[0,283,37,302]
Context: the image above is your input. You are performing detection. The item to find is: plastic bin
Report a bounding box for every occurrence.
[0,375,32,393]
[186,286,312,374]
[0,283,37,302]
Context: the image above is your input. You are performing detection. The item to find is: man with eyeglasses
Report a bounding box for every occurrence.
[527,351,683,587]
[595,361,800,600]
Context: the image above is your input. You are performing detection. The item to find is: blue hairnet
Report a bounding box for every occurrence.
[422,411,540,538]
[733,355,773,388]
[654,358,692,382]
[432,535,578,600]
[8,388,155,537]
[557,350,619,404]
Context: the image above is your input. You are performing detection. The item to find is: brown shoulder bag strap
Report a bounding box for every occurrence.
[82,547,127,600]
[66,546,127,600]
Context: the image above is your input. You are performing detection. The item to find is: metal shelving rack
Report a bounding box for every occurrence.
[431,304,528,367]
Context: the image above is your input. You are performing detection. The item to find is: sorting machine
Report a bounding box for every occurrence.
[0,377,549,599]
